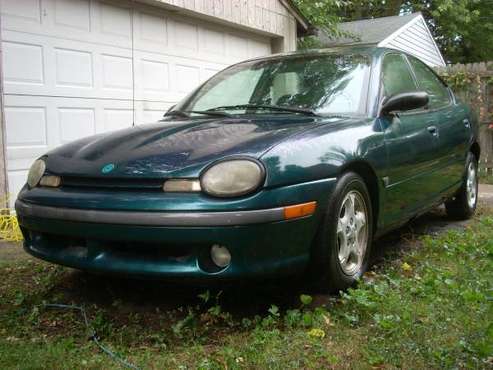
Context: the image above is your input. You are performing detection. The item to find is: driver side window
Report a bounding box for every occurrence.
[382,54,417,98]
[408,56,451,109]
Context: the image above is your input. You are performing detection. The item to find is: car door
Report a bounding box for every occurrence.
[379,53,442,226]
[407,56,469,192]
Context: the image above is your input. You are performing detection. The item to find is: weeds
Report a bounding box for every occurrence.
[0,214,492,368]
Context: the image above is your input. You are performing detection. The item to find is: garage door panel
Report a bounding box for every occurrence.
[227,34,249,59]
[4,106,47,148]
[173,20,198,51]
[1,1,271,65]
[2,30,132,99]
[139,12,168,47]
[199,28,225,55]
[136,101,171,123]
[2,29,229,102]
[141,109,165,123]
[141,59,169,93]
[248,38,271,58]
[0,0,42,24]
[3,41,45,86]
[8,149,49,172]
[103,108,134,133]
[101,54,133,91]
[53,0,91,31]
[55,47,94,88]
[133,49,225,101]
[8,170,28,203]
[174,64,200,93]
[58,107,96,143]
[100,2,132,38]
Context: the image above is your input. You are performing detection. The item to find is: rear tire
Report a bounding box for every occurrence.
[445,153,478,220]
[311,172,373,293]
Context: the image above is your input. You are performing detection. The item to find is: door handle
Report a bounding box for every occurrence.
[463,119,470,128]
[427,125,438,137]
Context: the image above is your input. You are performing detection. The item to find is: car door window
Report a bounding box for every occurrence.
[381,54,417,98]
[408,57,451,109]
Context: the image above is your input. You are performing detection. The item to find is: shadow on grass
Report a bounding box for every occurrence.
[40,206,470,319]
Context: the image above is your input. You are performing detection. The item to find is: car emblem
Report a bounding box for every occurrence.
[101,163,115,174]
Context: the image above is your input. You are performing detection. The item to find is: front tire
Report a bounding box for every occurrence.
[311,172,373,293]
[445,153,478,220]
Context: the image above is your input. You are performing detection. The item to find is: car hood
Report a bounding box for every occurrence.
[45,116,347,178]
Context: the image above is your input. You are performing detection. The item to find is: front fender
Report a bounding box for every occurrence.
[260,119,385,188]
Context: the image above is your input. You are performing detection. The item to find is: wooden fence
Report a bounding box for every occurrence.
[436,62,493,163]
[479,157,493,176]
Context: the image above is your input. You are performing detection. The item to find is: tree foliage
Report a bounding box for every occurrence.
[293,0,493,64]
[405,0,493,64]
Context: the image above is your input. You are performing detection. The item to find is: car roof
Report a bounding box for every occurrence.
[239,46,391,64]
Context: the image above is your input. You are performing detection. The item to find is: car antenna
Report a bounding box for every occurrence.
[131,1,136,127]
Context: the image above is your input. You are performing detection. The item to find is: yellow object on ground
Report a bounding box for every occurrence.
[0,210,23,242]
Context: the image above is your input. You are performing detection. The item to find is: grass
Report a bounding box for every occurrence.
[0,209,492,369]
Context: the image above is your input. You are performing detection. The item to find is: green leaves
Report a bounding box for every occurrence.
[294,0,493,63]
[268,304,280,318]
[300,294,313,306]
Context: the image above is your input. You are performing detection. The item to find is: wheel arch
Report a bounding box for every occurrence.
[470,142,480,161]
[338,160,380,234]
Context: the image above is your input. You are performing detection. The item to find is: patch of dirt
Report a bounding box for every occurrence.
[0,242,28,263]
[479,184,493,205]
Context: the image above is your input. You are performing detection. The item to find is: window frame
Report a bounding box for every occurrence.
[377,51,455,117]
[406,54,453,112]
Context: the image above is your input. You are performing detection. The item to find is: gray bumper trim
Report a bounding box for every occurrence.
[15,200,286,227]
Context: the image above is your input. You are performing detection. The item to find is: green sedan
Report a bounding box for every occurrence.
[16,46,479,291]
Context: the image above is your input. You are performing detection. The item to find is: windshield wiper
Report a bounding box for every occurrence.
[186,110,232,117]
[206,104,319,116]
[163,109,190,118]
[164,109,232,118]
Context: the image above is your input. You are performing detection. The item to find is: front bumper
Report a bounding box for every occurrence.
[16,200,289,227]
[16,178,336,280]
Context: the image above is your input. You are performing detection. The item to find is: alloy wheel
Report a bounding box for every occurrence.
[466,161,477,209]
[336,190,369,275]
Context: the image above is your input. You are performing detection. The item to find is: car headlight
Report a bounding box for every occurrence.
[27,159,46,188]
[201,159,264,197]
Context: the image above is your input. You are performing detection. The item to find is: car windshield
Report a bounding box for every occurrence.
[175,53,370,116]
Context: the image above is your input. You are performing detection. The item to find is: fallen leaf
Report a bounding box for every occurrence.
[401,262,412,272]
[307,328,325,339]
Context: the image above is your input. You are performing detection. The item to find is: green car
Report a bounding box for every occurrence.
[16,46,479,291]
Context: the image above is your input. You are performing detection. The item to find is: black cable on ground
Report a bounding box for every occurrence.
[44,303,140,370]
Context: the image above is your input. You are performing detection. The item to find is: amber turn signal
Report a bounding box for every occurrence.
[163,179,201,192]
[39,175,61,188]
[283,201,317,220]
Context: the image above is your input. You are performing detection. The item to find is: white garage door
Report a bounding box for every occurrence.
[0,0,272,201]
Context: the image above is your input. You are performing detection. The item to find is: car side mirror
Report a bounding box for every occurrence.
[380,91,429,116]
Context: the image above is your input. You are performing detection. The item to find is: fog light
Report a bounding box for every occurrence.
[210,244,231,268]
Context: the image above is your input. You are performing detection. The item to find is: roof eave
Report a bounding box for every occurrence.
[279,0,316,36]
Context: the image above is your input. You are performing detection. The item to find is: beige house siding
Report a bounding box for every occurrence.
[138,0,299,51]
